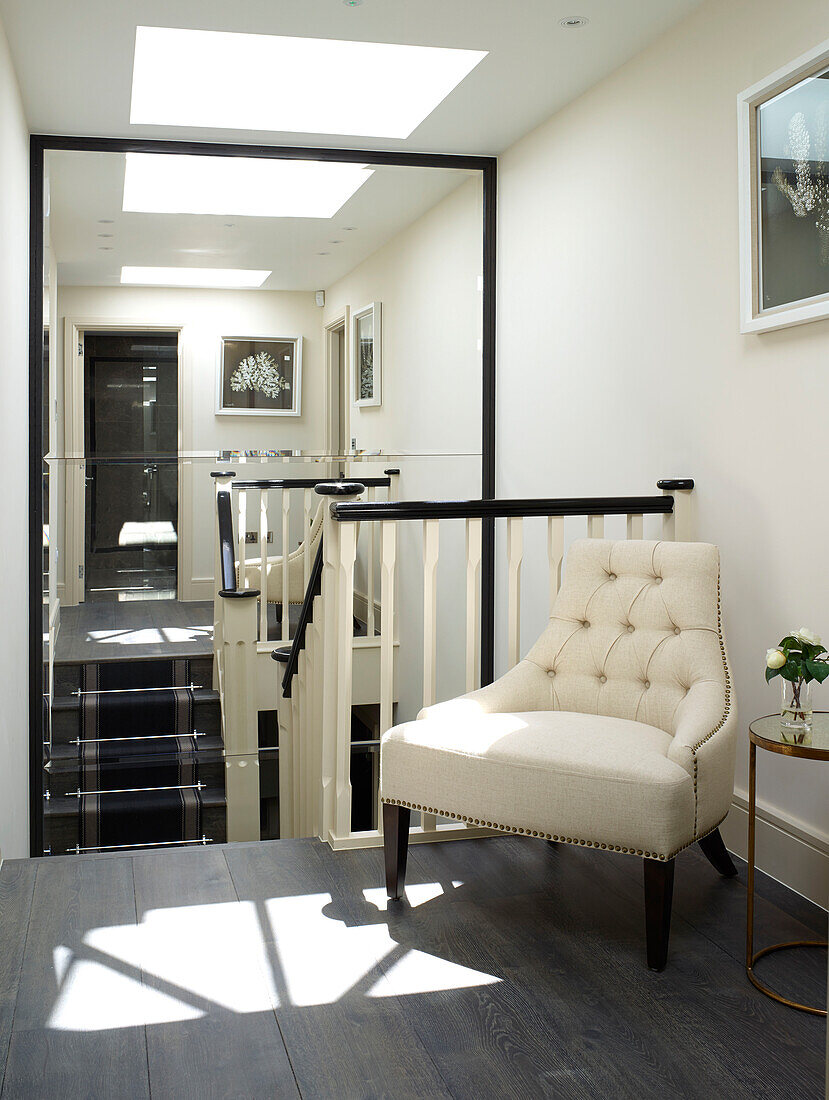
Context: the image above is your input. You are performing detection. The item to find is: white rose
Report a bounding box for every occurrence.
[766,648,786,669]
[792,627,821,646]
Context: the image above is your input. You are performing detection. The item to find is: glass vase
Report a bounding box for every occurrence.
[780,678,812,743]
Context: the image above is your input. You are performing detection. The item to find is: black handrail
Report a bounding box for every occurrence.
[216,490,237,592]
[329,494,675,522]
[233,475,395,490]
[278,540,324,698]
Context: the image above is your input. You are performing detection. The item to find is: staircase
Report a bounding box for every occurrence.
[45,654,226,854]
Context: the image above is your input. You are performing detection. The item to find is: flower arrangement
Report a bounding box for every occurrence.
[230,351,291,400]
[765,627,829,737]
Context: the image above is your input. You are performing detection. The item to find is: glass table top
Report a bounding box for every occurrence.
[749,712,829,758]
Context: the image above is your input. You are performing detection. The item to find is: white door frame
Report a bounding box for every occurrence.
[324,309,349,461]
[62,318,185,605]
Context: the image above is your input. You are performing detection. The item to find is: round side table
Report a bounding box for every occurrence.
[746,713,828,1016]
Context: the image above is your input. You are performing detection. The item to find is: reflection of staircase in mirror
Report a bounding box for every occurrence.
[47,652,226,855]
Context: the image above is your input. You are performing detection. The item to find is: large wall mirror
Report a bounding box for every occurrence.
[31,138,495,855]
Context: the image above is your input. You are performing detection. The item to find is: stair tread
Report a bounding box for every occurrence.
[52,687,220,711]
[48,733,223,758]
[45,786,226,816]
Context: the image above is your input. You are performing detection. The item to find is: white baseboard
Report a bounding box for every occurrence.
[720,792,828,910]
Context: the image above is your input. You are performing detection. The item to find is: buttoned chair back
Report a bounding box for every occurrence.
[503,539,728,736]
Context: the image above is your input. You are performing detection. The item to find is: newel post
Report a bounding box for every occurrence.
[658,479,695,542]
[317,481,365,843]
[219,588,260,842]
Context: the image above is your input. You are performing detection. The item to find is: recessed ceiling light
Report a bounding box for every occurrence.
[342,226,357,231]
[317,251,330,256]
[98,233,113,238]
[559,16,589,27]
[98,246,113,251]
[121,265,271,288]
[329,239,343,244]
[130,26,487,139]
[98,218,114,224]
[123,153,374,219]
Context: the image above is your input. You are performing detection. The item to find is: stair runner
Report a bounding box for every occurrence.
[79,658,203,851]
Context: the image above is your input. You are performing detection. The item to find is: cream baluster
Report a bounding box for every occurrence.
[378,520,397,833]
[547,515,564,616]
[366,485,377,637]
[587,514,605,539]
[421,518,440,832]
[258,487,268,642]
[303,487,313,588]
[465,517,482,692]
[282,487,291,641]
[507,516,523,669]
[237,487,247,589]
[334,520,358,839]
[379,520,397,737]
[627,514,644,539]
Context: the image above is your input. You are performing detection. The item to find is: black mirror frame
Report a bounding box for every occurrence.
[28,134,497,856]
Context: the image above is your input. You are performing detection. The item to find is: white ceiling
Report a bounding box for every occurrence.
[2,0,702,155]
[47,149,478,290]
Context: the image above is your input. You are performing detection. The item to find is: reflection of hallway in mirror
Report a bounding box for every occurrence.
[83,332,179,601]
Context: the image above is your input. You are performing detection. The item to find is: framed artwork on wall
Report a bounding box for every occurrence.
[739,38,829,333]
[352,302,382,407]
[217,335,302,416]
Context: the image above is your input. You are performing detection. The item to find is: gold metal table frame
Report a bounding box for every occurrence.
[747,714,828,1017]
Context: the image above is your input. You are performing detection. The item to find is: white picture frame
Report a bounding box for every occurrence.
[738,38,829,333]
[351,302,382,407]
[216,335,302,416]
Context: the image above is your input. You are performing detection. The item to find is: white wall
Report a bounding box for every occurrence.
[324,177,483,457]
[496,0,829,900]
[57,285,326,597]
[0,13,30,859]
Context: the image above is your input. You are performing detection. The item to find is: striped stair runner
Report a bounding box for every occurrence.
[79,658,204,851]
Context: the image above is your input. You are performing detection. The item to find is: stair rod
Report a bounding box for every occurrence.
[69,836,211,854]
[70,782,204,798]
[71,731,206,746]
[72,684,197,696]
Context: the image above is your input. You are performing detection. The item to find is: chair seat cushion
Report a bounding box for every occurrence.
[381,710,695,859]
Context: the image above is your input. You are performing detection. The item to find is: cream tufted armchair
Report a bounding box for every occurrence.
[238,500,323,609]
[380,539,738,970]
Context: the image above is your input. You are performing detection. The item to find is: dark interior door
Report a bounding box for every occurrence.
[83,332,179,600]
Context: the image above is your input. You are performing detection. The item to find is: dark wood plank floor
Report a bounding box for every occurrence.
[0,837,824,1099]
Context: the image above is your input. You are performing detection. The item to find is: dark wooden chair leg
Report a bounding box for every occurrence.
[383,803,411,900]
[643,858,675,972]
[697,828,738,877]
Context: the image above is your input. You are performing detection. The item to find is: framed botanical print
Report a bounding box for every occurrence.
[739,39,829,332]
[217,335,302,415]
[352,302,382,407]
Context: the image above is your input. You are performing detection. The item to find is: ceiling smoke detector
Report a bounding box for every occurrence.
[559,16,589,28]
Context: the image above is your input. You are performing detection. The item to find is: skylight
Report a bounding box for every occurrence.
[130,26,487,139]
[121,266,271,289]
[122,153,374,219]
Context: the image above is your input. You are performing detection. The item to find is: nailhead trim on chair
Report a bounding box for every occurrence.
[382,797,728,863]
[688,567,732,839]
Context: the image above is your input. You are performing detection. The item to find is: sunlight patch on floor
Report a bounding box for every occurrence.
[46,887,500,1030]
[362,880,464,912]
[87,626,209,644]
